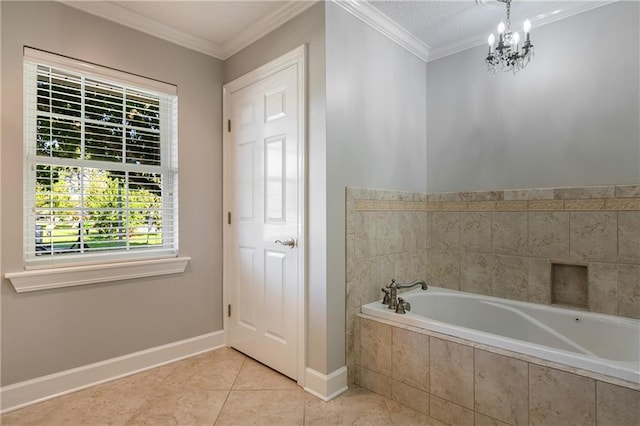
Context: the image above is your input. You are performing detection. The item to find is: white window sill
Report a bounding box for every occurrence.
[5,257,190,293]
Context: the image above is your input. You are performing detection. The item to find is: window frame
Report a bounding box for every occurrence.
[18,48,184,279]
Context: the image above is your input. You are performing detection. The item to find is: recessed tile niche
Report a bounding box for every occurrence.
[551,263,589,309]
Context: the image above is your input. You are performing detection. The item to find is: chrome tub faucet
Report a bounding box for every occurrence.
[381,279,428,311]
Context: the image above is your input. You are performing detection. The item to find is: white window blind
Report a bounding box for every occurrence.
[23,48,178,268]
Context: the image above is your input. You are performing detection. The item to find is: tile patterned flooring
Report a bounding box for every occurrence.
[1,347,447,425]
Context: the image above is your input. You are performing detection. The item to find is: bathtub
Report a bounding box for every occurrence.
[361,286,640,384]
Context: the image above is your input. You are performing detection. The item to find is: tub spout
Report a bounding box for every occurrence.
[395,280,428,291]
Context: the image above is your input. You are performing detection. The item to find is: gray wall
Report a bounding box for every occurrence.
[1,1,224,385]
[224,3,329,374]
[325,3,427,372]
[427,1,640,193]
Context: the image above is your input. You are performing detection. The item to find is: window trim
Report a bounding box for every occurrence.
[5,257,190,293]
[23,47,179,272]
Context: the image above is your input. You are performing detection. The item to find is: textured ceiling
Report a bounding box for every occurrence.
[369,0,583,49]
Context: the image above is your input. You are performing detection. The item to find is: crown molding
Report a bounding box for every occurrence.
[429,0,618,62]
[60,1,226,58]
[222,1,317,59]
[60,0,618,63]
[330,0,431,63]
[59,1,316,60]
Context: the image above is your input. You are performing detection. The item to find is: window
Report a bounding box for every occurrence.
[23,48,178,269]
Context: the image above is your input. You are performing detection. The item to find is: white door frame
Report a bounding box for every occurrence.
[222,45,307,385]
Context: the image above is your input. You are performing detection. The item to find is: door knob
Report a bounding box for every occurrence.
[275,238,296,248]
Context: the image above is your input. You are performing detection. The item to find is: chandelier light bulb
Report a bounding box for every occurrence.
[488,33,495,46]
[523,19,532,34]
[512,31,520,51]
[497,21,506,34]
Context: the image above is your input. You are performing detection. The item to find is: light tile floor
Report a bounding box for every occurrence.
[1,347,447,425]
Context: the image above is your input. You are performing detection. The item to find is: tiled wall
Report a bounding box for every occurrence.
[345,185,640,385]
[358,317,640,426]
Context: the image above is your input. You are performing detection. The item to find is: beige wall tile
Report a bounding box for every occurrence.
[360,318,392,376]
[528,257,551,304]
[377,212,403,255]
[554,186,615,199]
[618,264,640,319]
[392,328,429,391]
[430,337,474,409]
[529,365,596,426]
[429,395,474,426]
[413,211,429,250]
[588,263,618,315]
[492,212,528,255]
[492,255,529,301]
[431,212,459,250]
[596,381,640,426]
[467,201,496,211]
[427,192,461,202]
[570,212,617,263]
[427,249,460,290]
[606,198,640,211]
[394,250,427,284]
[565,199,606,211]
[391,380,430,415]
[528,199,565,211]
[346,192,355,235]
[355,211,377,259]
[358,367,392,398]
[346,315,360,385]
[474,349,528,426]
[619,212,640,262]
[529,212,570,258]
[495,200,528,211]
[504,188,554,201]
[375,255,396,293]
[616,184,640,198]
[460,212,492,253]
[352,257,379,307]
[460,252,493,296]
[459,190,504,202]
[399,211,418,251]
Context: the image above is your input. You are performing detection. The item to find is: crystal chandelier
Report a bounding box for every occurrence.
[485,0,534,74]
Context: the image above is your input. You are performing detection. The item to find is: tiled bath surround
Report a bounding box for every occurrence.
[345,185,640,424]
[358,317,640,426]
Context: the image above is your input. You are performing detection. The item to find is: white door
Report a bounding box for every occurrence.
[223,48,305,381]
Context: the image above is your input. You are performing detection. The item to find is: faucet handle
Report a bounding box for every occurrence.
[381,288,391,305]
[395,297,411,314]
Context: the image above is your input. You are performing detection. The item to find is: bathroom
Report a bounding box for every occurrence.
[1,0,639,424]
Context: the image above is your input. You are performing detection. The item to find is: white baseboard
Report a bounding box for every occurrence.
[303,366,348,401]
[1,331,224,414]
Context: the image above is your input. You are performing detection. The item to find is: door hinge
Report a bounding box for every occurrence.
[227,119,231,132]
[227,304,231,317]
[227,211,231,225]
